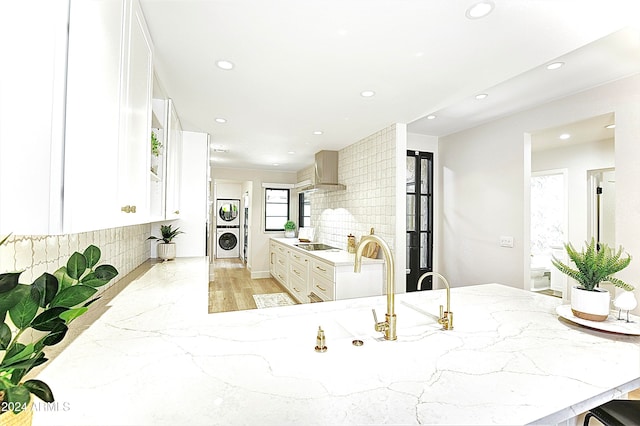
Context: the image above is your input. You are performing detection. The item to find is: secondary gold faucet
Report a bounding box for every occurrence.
[417,272,454,330]
[354,235,396,340]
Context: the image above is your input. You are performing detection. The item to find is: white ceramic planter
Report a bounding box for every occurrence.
[157,243,176,261]
[284,230,295,238]
[571,286,610,322]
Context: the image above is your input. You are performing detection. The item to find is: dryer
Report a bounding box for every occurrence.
[216,199,240,227]
[216,228,240,258]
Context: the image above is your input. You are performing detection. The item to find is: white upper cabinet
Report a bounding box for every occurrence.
[117,0,154,226]
[63,0,127,233]
[0,0,68,235]
[0,0,156,235]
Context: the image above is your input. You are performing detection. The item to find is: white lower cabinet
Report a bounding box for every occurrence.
[269,239,384,304]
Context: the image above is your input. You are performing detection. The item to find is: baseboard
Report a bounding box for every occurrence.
[251,270,271,279]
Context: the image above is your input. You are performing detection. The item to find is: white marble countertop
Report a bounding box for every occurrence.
[271,237,384,266]
[34,258,640,425]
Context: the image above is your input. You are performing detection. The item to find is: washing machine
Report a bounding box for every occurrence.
[216,199,240,227]
[216,228,240,258]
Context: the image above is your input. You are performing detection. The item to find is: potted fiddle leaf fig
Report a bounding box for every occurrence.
[284,221,296,238]
[0,240,118,421]
[148,224,184,261]
[551,238,634,322]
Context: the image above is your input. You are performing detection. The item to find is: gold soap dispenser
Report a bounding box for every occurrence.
[347,234,356,253]
[315,326,327,352]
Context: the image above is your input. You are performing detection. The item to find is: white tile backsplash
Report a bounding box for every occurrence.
[0,224,151,295]
[300,124,397,252]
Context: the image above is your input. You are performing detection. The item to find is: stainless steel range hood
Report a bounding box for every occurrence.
[295,150,346,193]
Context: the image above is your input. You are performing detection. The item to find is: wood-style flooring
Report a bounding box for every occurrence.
[208,258,293,313]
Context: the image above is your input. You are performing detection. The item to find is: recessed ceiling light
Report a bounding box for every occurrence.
[605,124,616,129]
[559,133,571,140]
[272,163,280,166]
[546,62,564,70]
[313,131,323,135]
[215,118,227,123]
[465,1,494,19]
[360,90,376,97]
[427,115,437,120]
[287,151,295,155]
[216,60,234,70]
[475,93,488,100]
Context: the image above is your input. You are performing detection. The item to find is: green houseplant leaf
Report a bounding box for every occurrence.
[50,285,97,308]
[0,323,11,350]
[0,272,22,294]
[8,293,39,329]
[31,273,59,308]
[0,285,31,312]
[83,245,101,269]
[23,379,53,403]
[31,307,67,331]
[54,266,77,292]
[66,252,87,280]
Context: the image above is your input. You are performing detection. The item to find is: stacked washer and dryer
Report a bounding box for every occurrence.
[216,199,240,258]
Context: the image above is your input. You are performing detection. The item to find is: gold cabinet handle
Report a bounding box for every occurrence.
[121,205,131,213]
[316,266,326,272]
[315,284,326,292]
[293,286,300,292]
[131,205,137,213]
[293,269,301,276]
[174,210,180,214]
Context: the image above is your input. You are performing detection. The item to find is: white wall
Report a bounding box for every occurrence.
[439,74,640,314]
[175,131,209,257]
[209,167,297,278]
[532,138,615,247]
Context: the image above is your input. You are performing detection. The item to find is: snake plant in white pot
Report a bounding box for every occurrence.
[551,238,634,322]
[148,224,184,261]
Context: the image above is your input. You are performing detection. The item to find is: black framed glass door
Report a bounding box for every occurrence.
[406,150,433,292]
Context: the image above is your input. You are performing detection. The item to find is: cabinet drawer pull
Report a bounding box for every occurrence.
[293,269,300,276]
[315,284,327,292]
[316,266,326,272]
[121,205,132,213]
[293,286,300,292]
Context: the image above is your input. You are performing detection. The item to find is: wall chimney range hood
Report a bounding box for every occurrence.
[295,150,346,193]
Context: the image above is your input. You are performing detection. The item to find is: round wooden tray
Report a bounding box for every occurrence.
[556,304,640,335]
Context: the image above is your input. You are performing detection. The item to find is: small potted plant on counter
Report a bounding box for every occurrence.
[284,221,296,238]
[0,240,118,423]
[552,238,634,322]
[148,224,184,261]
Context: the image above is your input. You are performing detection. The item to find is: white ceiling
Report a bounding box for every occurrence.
[140,0,640,172]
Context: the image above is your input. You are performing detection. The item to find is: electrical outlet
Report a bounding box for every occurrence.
[500,236,514,248]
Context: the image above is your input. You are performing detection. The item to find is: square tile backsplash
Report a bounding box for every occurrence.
[299,124,397,251]
[0,224,151,293]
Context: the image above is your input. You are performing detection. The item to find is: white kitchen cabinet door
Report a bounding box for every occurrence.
[63,0,126,233]
[165,99,183,220]
[117,0,154,226]
[0,0,68,235]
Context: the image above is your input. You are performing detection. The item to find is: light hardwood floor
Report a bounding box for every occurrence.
[208,258,293,313]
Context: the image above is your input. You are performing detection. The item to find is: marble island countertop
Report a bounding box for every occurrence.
[271,237,384,266]
[34,258,640,425]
